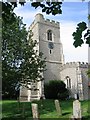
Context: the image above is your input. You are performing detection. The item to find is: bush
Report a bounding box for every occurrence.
[44,80,69,100]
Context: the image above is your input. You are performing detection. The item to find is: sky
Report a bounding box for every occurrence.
[14,2,89,63]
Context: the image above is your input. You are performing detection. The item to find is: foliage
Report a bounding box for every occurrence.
[44,80,69,100]
[87,69,90,78]
[2,2,46,99]
[2,61,20,99]
[4,1,62,15]
[31,2,62,15]
[72,22,90,47]
[2,2,27,99]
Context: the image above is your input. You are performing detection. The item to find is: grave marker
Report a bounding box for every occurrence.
[73,100,82,120]
[31,103,39,120]
[55,100,62,116]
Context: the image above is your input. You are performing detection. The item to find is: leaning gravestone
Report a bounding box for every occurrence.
[55,100,62,116]
[31,103,39,120]
[73,100,82,120]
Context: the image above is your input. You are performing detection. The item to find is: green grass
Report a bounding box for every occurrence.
[1,99,90,120]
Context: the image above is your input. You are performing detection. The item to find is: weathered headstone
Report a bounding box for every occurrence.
[31,103,39,120]
[55,100,62,116]
[73,100,82,120]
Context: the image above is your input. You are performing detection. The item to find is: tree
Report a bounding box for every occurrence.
[2,1,62,15]
[44,80,69,100]
[72,21,90,48]
[31,2,62,15]
[2,2,46,99]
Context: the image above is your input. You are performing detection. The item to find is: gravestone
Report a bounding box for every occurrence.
[55,100,62,116]
[73,100,82,120]
[31,103,39,120]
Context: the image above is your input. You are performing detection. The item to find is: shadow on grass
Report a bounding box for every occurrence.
[62,112,71,116]
[82,115,90,120]
[2,116,33,120]
[1,118,73,120]
[2,117,25,120]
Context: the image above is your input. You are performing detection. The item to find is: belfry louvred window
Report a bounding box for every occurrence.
[47,30,52,41]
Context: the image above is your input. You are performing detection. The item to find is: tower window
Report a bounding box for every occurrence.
[50,49,51,54]
[47,30,52,41]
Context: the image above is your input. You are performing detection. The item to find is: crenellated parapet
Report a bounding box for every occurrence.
[79,62,88,68]
[29,13,59,29]
[45,18,59,27]
[60,62,88,71]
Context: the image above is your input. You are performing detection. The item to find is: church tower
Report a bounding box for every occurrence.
[20,14,89,101]
[29,13,64,82]
[19,14,64,101]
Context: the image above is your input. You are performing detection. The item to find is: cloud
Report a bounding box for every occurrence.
[14,5,42,28]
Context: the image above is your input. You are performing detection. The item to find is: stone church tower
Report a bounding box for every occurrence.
[19,13,64,101]
[30,13,64,82]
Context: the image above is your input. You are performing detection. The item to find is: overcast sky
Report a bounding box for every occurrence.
[14,2,89,63]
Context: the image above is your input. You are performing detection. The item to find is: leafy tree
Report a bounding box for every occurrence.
[2,61,21,99]
[3,1,62,15]
[31,2,62,15]
[44,80,69,100]
[72,21,90,47]
[2,2,46,99]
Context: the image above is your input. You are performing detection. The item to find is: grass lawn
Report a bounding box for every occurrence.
[1,99,90,120]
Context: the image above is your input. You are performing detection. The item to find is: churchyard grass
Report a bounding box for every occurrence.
[1,99,90,120]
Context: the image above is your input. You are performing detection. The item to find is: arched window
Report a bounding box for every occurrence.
[66,76,71,88]
[47,30,52,41]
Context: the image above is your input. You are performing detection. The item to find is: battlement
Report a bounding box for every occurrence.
[29,13,59,29]
[45,18,59,27]
[65,62,88,66]
[60,62,88,71]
